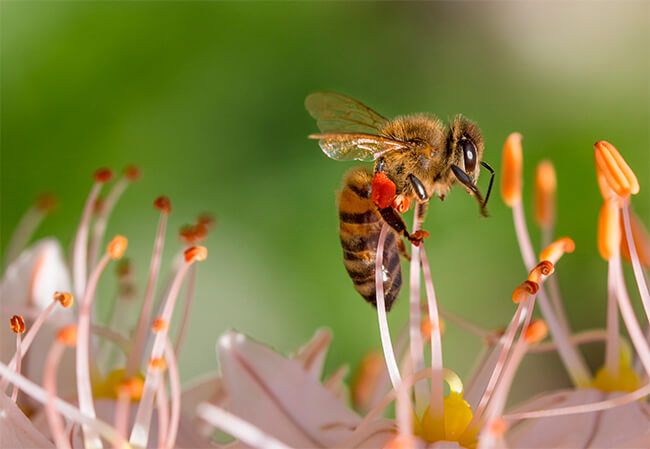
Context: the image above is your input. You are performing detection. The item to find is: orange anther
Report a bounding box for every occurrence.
[108,235,128,259]
[540,237,575,264]
[184,246,207,263]
[179,225,196,245]
[93,168,114,184]
[93,196,105,214]
[594,141,639,197]
[512,280,539,303]
[371,171,397,209]
[193,224,207,242]
[197,213,216,230]
[120,377,144,400]
[500,133,523,207]
[421,317,445,340]
[10,315,25,334]
[149,357,167,371]
[35,193,58,213]
[596,170,616,200]
[53,291,74,308]
[524,319,548,344]
[151,318,168,332]
[351,350,383,410]
[392,195,410,214]
[123,164,141,181]
[534,160,556,229]
[528,261,555,283]
[115,259,132,278]
[154,196,171,214]
[598,198,621,261]
[57,326,78,346]
[488,418,509,437]
[621,209,650,268]
[382,434,416,449]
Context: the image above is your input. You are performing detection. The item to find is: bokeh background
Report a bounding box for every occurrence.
[2,1,649,404]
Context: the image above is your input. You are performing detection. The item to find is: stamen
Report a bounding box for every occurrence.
[500,132,523,207]
[3,193,57,267]
[539,237,575,265]
[598,198,622,261]
[621,203,650,323]
[605,258,620,377]
[9,315,25,402]
[114,383,132,449]
[54,291,74,308]
[126,196,171,379]
[374,224,402,390]
[524,319,548,344]
[620,208,650,267]
[174,264,196,356]
[197,212,215,230]
[351,350,383,411]
[129,246,206,447]
[164,338,181,449]
[197,403,292,449]
[152,318,169,332]
[108,235,128,259]
[512,281,538,303]
[594,141,639,197]
[420,316,445,340]
[9,315,25,334]
[45,329,77,449]
[73,168,113,298]
[527,261,554,284]
[156,378,169,449]
[534,160,556,230]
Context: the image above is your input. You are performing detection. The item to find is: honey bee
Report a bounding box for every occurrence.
[305,92,494,311]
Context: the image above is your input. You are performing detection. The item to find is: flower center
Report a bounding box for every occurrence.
[592,349,640,393]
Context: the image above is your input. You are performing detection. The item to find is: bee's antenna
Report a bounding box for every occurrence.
[480,161,495,208]
[451,164,488,217]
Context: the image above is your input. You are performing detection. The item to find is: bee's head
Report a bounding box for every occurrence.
[447,115,484,183]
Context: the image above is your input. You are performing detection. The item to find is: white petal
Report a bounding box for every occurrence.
[217,331,361,448]
[0,392,54,449]
[506,389,650,448]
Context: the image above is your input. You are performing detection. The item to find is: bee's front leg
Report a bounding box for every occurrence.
[377,206,429,246]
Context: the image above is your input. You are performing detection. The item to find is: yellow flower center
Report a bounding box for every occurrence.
[93,368,145,401]
[413,370,479,449]
[592,349,640,393]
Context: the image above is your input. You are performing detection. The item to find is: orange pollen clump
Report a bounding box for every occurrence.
[488,418,509,438]
[598,198,622,261]
[93,168,114,184]
[525,319,548,344]
[53,291,74,308]
[151,318,169,332]
[512,280,539,303]
[154,196,172,214]
[149,357,167,371]
[382,434,416,449]
[500,132,523,207]
[108,235,128,259]
[540,237,575,264]
[185,245,208,263]
[527,260,555,283]
[371,171,397,209]
[36,193,58,213]
[534,160,556,228]
[392,195,410,214]
[57,326,78,346]
[120,377,144,399]
[123,164,141,181]
[594,141,639,197]
[10,315,25,334]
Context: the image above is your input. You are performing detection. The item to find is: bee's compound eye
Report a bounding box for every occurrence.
[462,140,477,173]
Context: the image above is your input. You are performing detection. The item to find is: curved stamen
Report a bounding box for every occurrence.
[164,338,181,449]
[409,203,427,413]
[622,203,650,322]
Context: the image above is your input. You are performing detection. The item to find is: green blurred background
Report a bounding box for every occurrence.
[2,2,649,402]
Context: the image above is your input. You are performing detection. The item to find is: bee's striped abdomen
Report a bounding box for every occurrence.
[337,166,402,311]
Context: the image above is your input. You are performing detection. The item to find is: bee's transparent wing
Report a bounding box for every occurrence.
[305,92,389,134]
[309,133,408,161]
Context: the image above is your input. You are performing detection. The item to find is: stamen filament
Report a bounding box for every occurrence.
[605,258,620,377]
[197,403,292,449]
[113,385,131,449]
[409,205,427,414]
[419,246,444,426]
[374,224,402,390]
[11,332,22,402]
[126,200,169,378]
[156,377,170,449]
[44,342,72,449]
[73,178,105,298]
[622,203,650,321]
[174,264,196,355]
[164,338,181,449]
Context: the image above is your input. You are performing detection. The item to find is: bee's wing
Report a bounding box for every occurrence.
[305,92,389,134]
[309,133,409,161]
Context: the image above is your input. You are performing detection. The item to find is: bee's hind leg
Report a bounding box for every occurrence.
[397,238,411,261]
[378,206,429,246]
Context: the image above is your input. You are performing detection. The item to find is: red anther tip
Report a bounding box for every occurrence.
[108,235,128,259]
[53,292,74,308]
[93,168,114,183]
[184,246,208,263]
[154,196,171,214]
[123,164,141,181]
[35,193,58,213]
[512,280,539,303]
[371,172,397,209]
[57,326,78,346]
[9,315,25,334]
[149,357,167,371]
[151,318,168,332]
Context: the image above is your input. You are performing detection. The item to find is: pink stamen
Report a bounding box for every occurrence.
[409,206,427,414]
[197,403,292,449]
[164,337,181,449]
[605,258,620,376]
[396,355,414,440]
[419,246,444,425]
[126,206,169,378]
[44,342,72,449]
[11,333,22,402]
[174,264,196,355]
[113,385,131,449]
[527,329,610,353]
[612,252,650,375]
[374,223,402,390]
[76,252,112,449]
[73,181,103,298]
[156,377,170,449]
[438,305,494,340]
[622,203,650,321]
[4,205,46,268]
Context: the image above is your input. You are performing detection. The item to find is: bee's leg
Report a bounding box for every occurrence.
[378,206,429,246]
[397,238,411,261]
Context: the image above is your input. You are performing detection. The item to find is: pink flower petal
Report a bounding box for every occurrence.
[294,329,332,379]
[0,392,54,448]
[506,389,650,448]
[217,331,363,448]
